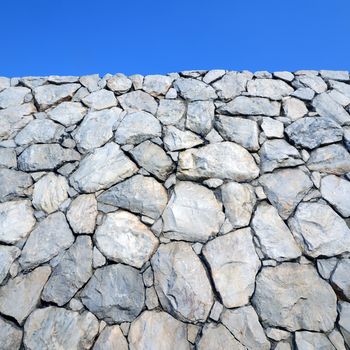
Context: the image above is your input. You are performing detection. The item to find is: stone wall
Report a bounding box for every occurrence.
[0,70,350,350]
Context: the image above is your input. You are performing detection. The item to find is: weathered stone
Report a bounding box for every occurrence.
[79,74,101,92]
[294,74,327,93]
[19,212,74,270]
[321,70,349,81]
[221,181,256,228]
[82,89,117,110]
[95,211,158,268]
[178,142,259,181]
[252,202,301,261]
[307,144,350,175]
[0,87,31,108]
[282,97,308,120]
[0,199,35,244]
[0,168,33,202]
[80,264,145,324]
[265,327,290,341]
[317,258,338,279]
[162,181,224,242]
[328,329,347,350]
[0,266,51,324]
[174,78,217,100]
[67,194,97,234]
[186,101,215,135]
[151,242,213,322]
[107,74,132,93]
[286,117,343,149]
[115,111,161,145]
[42,236,92,306]
[163,126,203,151]
[339,302,350,347]
[70,142,138,193]
[203,228,261,308]
[98,175,167,219]
[143,75,173,96]
[247,78,293,100]
[259,139,303,173]
[221,306,270,350]
[18,144,80,171]
[321,175,350,217]
[215,115,259,151]
[47,101,87,126]
[73,107,123,151]
[0,147,16,168]
[0,245,20,284]
[93,325,128,350]
[0,77,10,91]
[295,331,336,350]
[130,141,175,180]
[128,310,190,350]
[203,69,226,84]
[274,71,294,81]
[32,172,69,213]
[118,90,158,114]
[261,117,284,138]
[330,259,350,300]
[0,316,22,350]
[24,306,99,350]
[259,168,313,219]
[219,96,280,116]
[252,263,337,332]
[156,99,186,125]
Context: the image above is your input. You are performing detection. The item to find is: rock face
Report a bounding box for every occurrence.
[0,168,33,202]
[0,316,23,350]
[93,325,128,350]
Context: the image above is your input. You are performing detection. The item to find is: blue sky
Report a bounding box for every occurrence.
[1,0,349,76]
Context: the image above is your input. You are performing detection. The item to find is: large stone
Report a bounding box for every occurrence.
[259,168,313,219]
[82,89,117,110]
[115,111,161,145]
[18,144,80,171]
[0,199,35,244]
[0,245,20,284]
[47,101,87,126]
[173,78,217,100]
[259,139,303,173]
[321,175,350,217]
[294,74,327,93]
[156,99,186,125]
[107,74,132,93]
[178,142,259,181]
[261,117,284,138]
[0,147,17,168]
[95,211,158,268]
[252,263,337,332]
[93,325,128,350]
[80,264,145,324]
[70,142,138,193]
[143,74,173,96]
[151,242,213,322]
[0,168,33,202]
[163,126,203,151]
[221,306,270,350]
[186,101,215,135]
[19,212,74,270]
[331,259,350,301]
[118,90,158,114]
[32,172,69,213]
[247,78,294,100]
[130,141,175,180]
[128,310,190,350]
[285,117,343,149]
[97,174,167,219]
[215,115,259,151]
[282,97,308,120]
[0,266,51,324]
[295,331,336,350]
[202,228,261,308]
[0,316,23,350]
[221,181,256,228]
[252,202,301,261]
[162,181,224,242]
[23,306,99,350]
[329,79,350,97]
[307,144,350,175]
[339,302,350,347]
[0,87,30,108]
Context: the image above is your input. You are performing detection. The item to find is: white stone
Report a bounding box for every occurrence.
[156,99,186,125]
[0,87,31,108]
[47,101,87,126]
[247,78,294,100]
[186,101,215,135]
[82,89,117,110]
[261,117,284,138]
[174,78,217,100]
[282,97,308,120]
[143,75,173,96]
[118,90,158,114]
[163,126,203,151]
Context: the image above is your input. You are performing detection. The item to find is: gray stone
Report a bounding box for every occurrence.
[202,228,261,308]
[321,175,350,217]
[19,211,74,270]
[321,70,349,81]
[186,101,215,135]
[282,97,308,120]
[118,90,158,114]
[273,71,294,81]
[18,144,80,171]
[107,74,132,93]
[265,328,290,341]
[163,126,203,151]
[295,331,336,350]
[143,75,173,96]
[174,78,217,100]
[221,181,256,228]
[328,329,347,350]
[0,147,17,168]
[252,263,337,332]
[247,78,293,100]
[221,306,270,350]
[209,301,223,321]
[162,181,224,242]
[0,77,10,91]
[0,316,22,350]
[70,142,138,193]
[317,258,338,279]
[80,264,145,324]
[339,302,350,347]
[0,199,35,244]
[128,310,190,350]
[82,89,117,110]
[293,74,327,93]
[24,306,99,350]
[0,266,51,324]
[331,259,350,300]
[151,242,213,322]
[98,175,167,219]
[130,141,175,180]
[259,139,303,173]
[178,142,259,181]
[329,80,350,99]
[42,236,93,306]
[79,74,101,92]
[95,210,158,268]
[291,87,315,100]
[156,99,186,125]
[219,96,280,116]
[145,286,159,309]
[0,245,20,284]
[0,87,31,108]
[0,168,33,202]
[215,115,259,151]
[261,117,284,138]
[47,101,87,126]
[115,111,161,145]
[203,69,226,84]
[307,144,350,175]
[93,325,128,350]
[259,168,313,219]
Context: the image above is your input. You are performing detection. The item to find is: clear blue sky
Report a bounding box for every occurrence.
[1,0,349,77]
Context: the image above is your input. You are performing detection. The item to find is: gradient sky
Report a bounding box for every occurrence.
[1,0,349,77]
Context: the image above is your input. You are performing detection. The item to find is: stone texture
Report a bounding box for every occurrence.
[143,74,173,96]
[118,90,158,114]
[186,100,215,135]
[47,101,87,126]
[0,147,17,168]
[82,89,117,110]
[0,316,23,350]
[156,99,186,125]
[295,331,336,350]
[107,74,132,93]
[0,87,31,108]
[247,78,293,100]
[0,245,20,284]
[339,302,350,347]
[0,168,33,202]
[282,97,308,120]
[331,259,350,301]
[261,117,284,138]
[174,78,217,100]
[163,126,203,151]
[93,325,128,350]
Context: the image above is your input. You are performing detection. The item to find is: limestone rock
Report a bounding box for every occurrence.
[82,89,117,110]
[0,147,17,168]
[151,242,213,322]
[178,142,259,181]
[143,74,173,96]
[202,228,261,308]
[0,245,20,284]
[294,74,327,93]
[23,306,99,350]
[0,316,23,350]
[173,78,217,100]
[107,74,132,93]
[163,126,203,151]
[282,97,308,120]
[162,181,224,242]
[93,325,128,350]
[339,302,350,347]
[118,90,158,114]
[186,101,215,135]
[295,331,336,350]
[247,78,293,100]
[47,101,87,126]
[0,266,51,324]
[0,87,31,108]
[156,99,186,125]
[97,174,167,219]
[261,117,284,138]
[80,264,145,324]
[0,168,33,202]
[70,142,138,193]
[252,263,337,332]
[330,259,350,300]
[95,211,158,268]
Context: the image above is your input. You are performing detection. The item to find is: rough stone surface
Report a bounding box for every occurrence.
[295,331,336,350]
[186,101,215,135]
[93,325,128,350]
[247,78,294,100]
[0,168,33,202]
[331,259,350,301]
[0,245,20,284]
[0,316,23,350]
[47,101,87,126]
